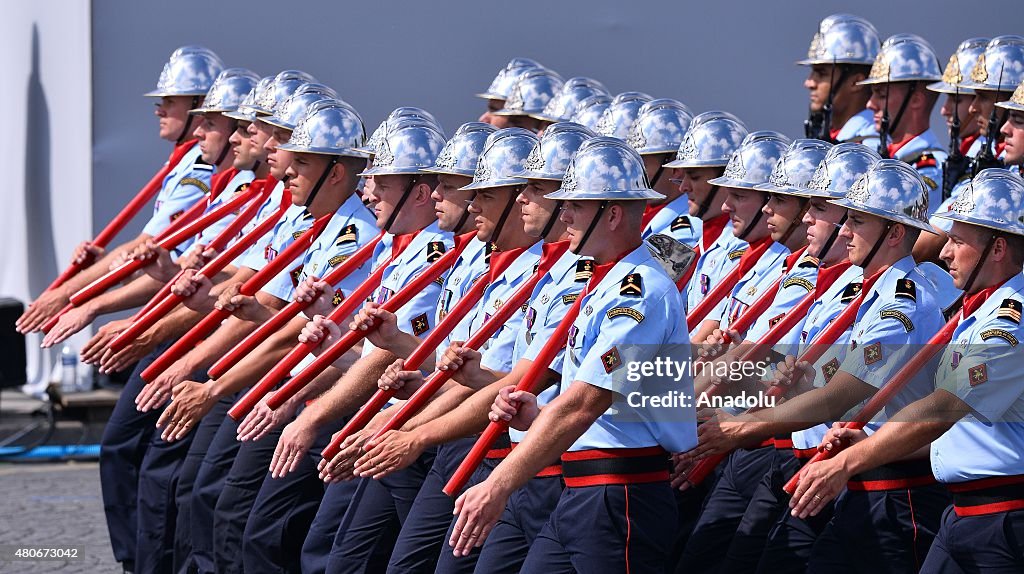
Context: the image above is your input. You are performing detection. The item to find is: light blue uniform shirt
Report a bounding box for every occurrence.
[719,241,790,331]
[837,256,947,422]
[931,274,1024,483]
[643,194,701,248]
[434,237,490,364]
[508,249,590,443]
[835,108,880,149]
[685,224,747,319]
[562,246,695,453]
[743,252,821,342]
[362,221,454,357]
[181,170,256,258]
[476,242,543,373]
[142,144,213,237]
[262,191,378,303]
[239,204,314,282]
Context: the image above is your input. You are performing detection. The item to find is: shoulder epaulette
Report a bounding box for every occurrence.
[335,224,358,246]
[575,260,595,283]
[914,153,938,169]
[191,161,214,171]
[895,279,917,302]
[797,255,820,269]
[998,299,1022,324]
[840,282,862,304]
[670,216,692,232]
[620,273,643,297]
[427,241,447,263]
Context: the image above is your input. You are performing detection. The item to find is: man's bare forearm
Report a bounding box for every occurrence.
[297,348,396,430]
[89,274,165,316]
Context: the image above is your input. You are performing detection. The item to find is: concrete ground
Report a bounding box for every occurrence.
[0,462,118,573]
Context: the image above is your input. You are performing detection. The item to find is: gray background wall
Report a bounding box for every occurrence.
[91,0,1024,243]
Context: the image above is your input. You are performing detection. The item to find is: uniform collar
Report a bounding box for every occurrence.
[490,240,543,285]
[836,108,877,142]
[889,129,940,159]
[964,273,1024,320]
[550,247,585,285]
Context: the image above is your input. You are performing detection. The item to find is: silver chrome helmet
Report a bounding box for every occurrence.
[250,70,317,116]
[494,68,565,117]
[224,75,274,122]
[546,137,663,201]
[145,46,223,98]
[665,111,749,169]
[797,13,881,66]
[830,158,933,231]
[359,107,442,156]
[359,123,446,176]
[805,143,882,199]
[627,99,694,155]
[423,122,497,177]
[516,122,595,181]
[460,128,540,191]
[928,38,990,95]
[594,92,653,139]
[858,34,942,85]
[756,139,834,196]
[935,169,1024,235]
[189,68,260,115]
[476,58,543,101]
[261,83,338,130]
[278,100,368,158]
[960,35,1024,93]
[708,131,792,190]
[996,78,1024,113]
[533,77,610,123]
[570,94,613,131]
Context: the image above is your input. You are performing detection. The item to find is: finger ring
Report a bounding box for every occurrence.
[813,494,822,501]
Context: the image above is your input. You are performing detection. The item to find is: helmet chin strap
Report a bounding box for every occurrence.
[382,174,420,233]
[487,186,521,249]
[177,97,200,144]
[539,200,564,241]
[961,234,997,294]
[453,204,473,234]
[573,201,609,255]
[859,221,893,271]
[303,156,339,209]
[214,119,238,167]
[736,193,772,241]
[816,213,847,261]
[776,198,809,246]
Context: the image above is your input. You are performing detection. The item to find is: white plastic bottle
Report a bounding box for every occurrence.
[60,344,78,394]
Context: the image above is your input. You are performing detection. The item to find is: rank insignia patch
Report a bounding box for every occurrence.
[881,309,914,332]
[895,279,917,302]
[169,209,186,222]
[620,274,643,297]
[670,216,692,232]
[968,363,988,386]
[411,313,430,336]
[768,314,785,328]
[575,260,595,282]
[864,342,882,365]
[821,357,840,382]
[607,307,644,323]
[335,224,358,245]
[999,299,1022,324]
[602,346,623,373]
[427,242,447,263]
